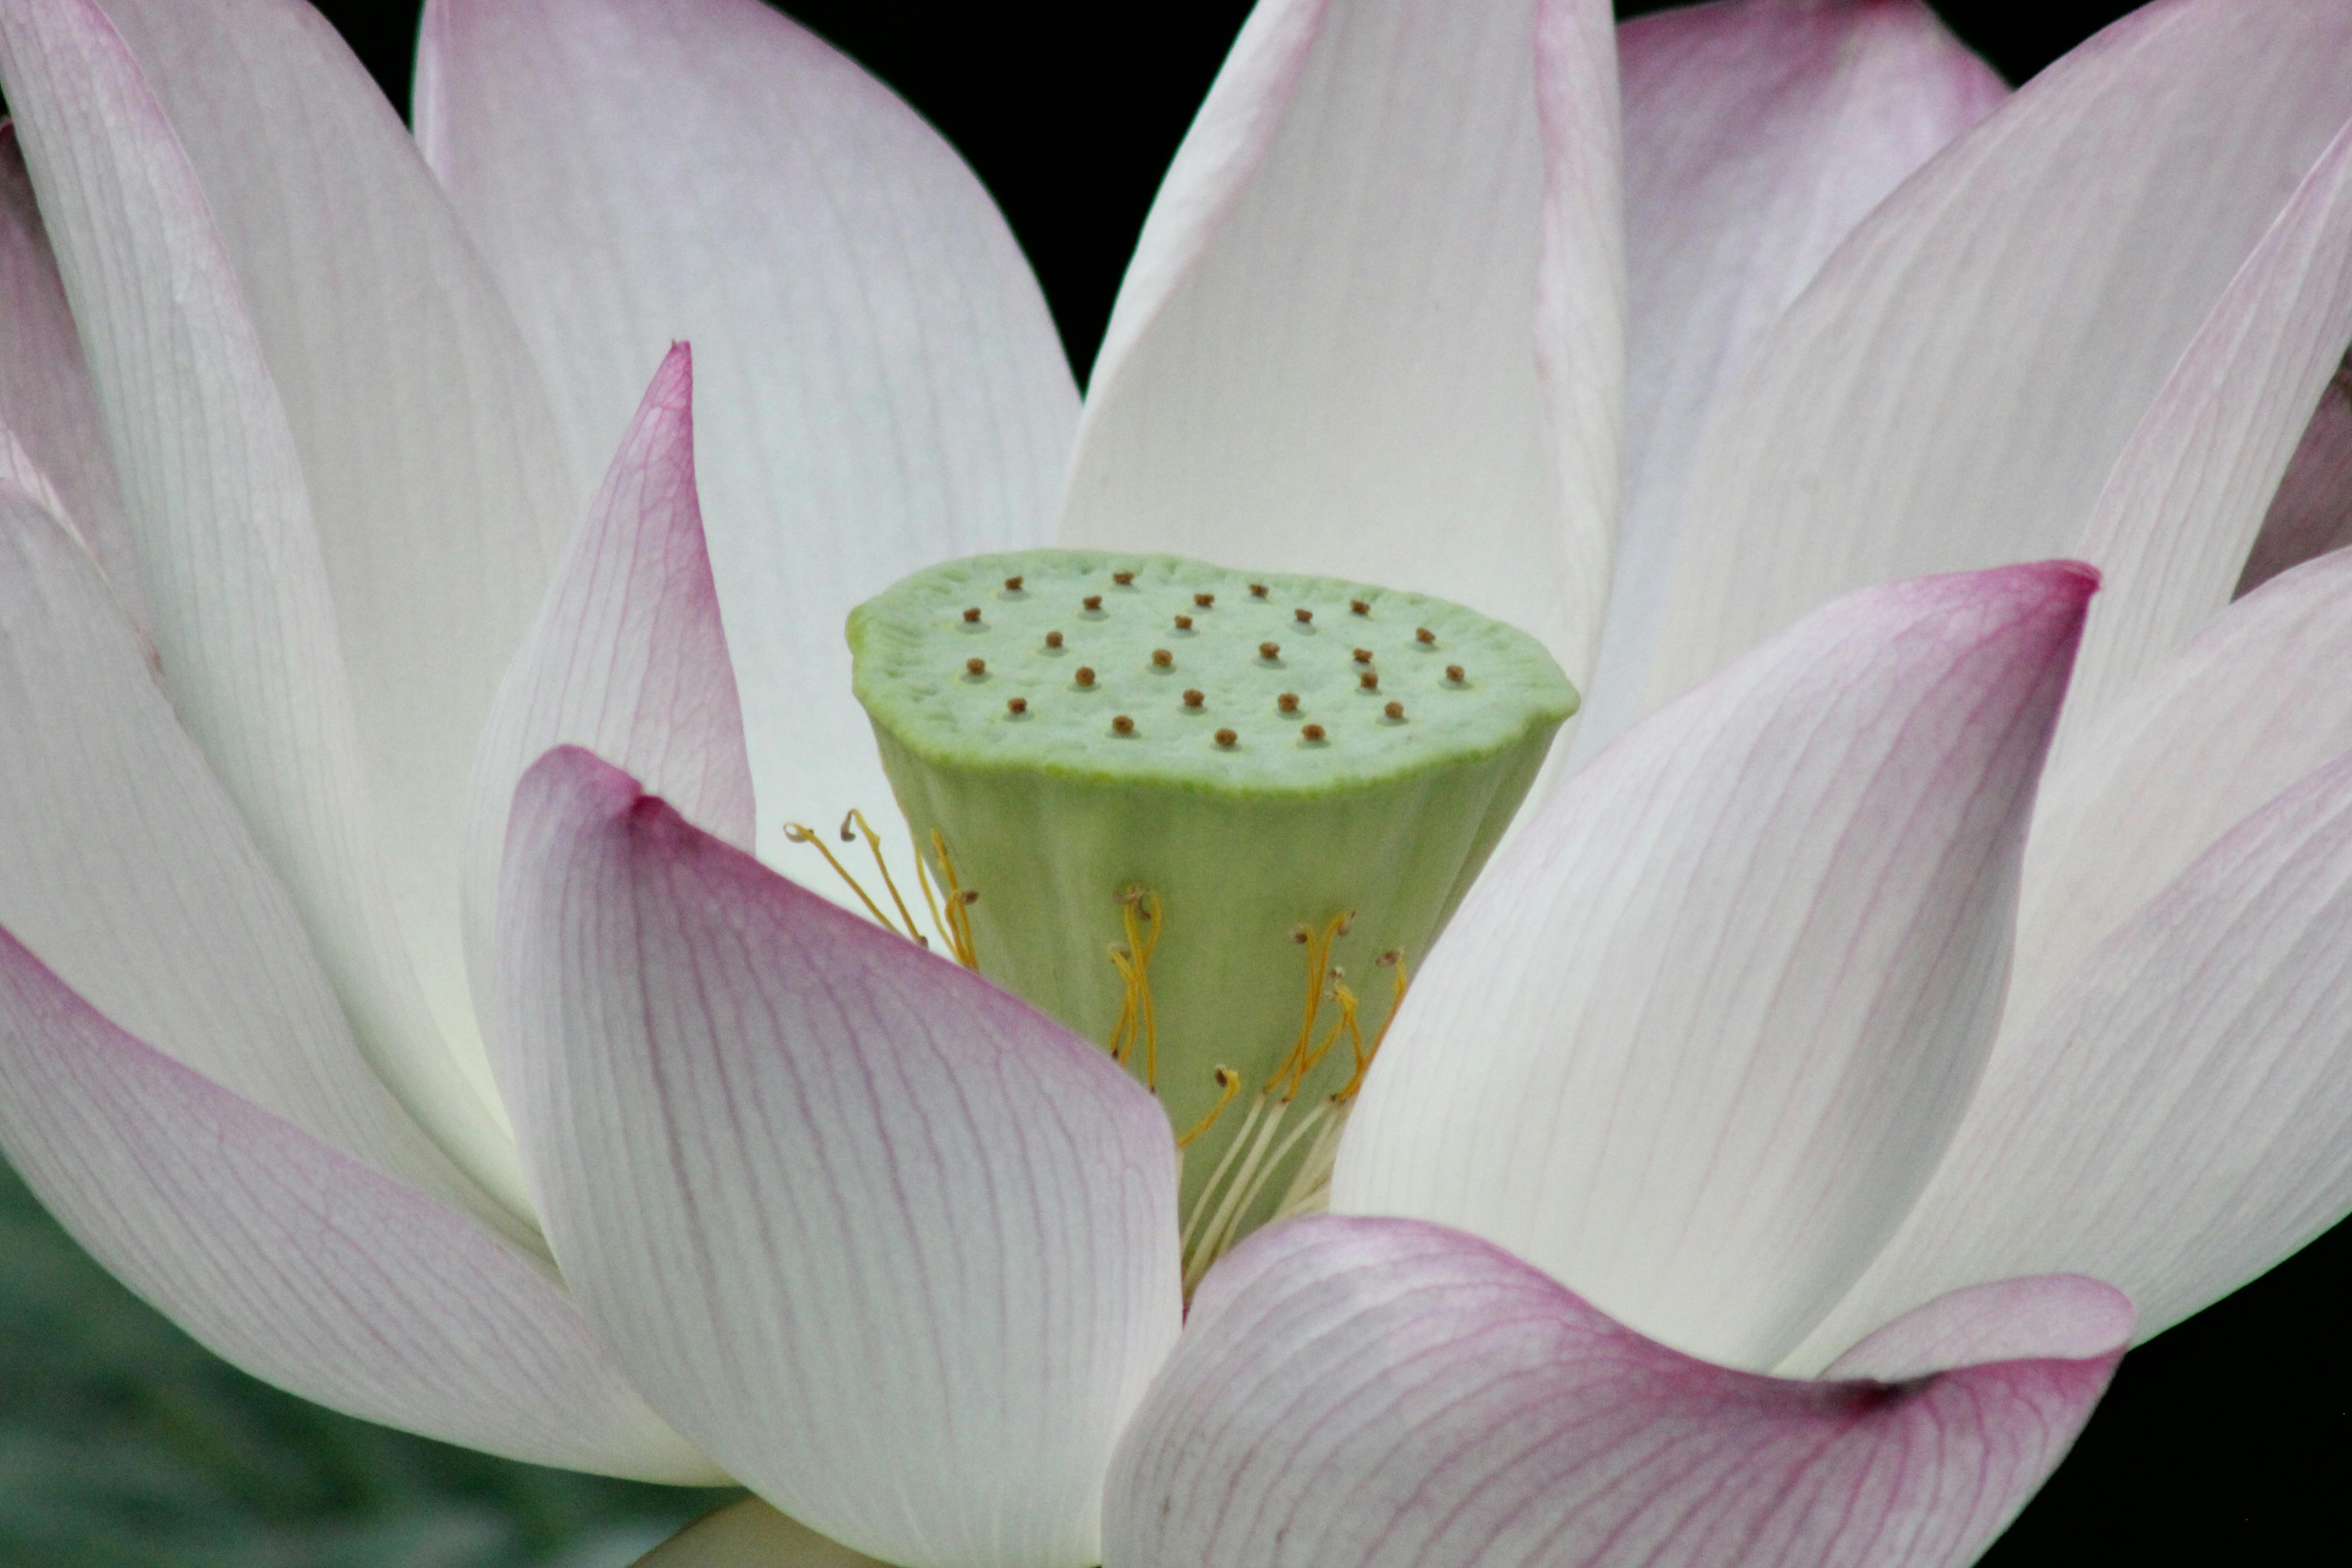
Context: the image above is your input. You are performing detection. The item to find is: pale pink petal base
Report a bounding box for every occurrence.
[0,929,716,1483]
[1106,1216,2126,1568]
[497,749,1181,1568]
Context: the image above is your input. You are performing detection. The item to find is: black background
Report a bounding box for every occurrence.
[303,1,2347,1560]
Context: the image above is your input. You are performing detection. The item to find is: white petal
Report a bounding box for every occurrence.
[0,0,527,1208]
[1642,0,2352,714]
[417,0,1077,869]
[0,490,525,1240]
[0,928,717,1483]
[497,748,1181,1568]
[1574,0,2004,760]
[1334,563,2093,1369]
[462,344,753,1043]
[1104,1217,2126,1568]
[85,0,580,1074]
[2054,111,2352,752]
[1793,745,2352,1368]
[1058,0,1623,687]
[0,122,143,636]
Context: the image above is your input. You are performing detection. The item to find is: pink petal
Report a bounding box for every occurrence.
[2054,111,2352,750]
[1641,0,2352,716]
[461,344,752,1039]
[0,490,522,1238]
[65,0,582,1086]
[1058,0,1623,687]
[1334,563,2092,1369]
[2007,547,2352,1032]
[1576,0,2004,758]
[1795,744,2352,1367]
[1103,1216,2127,1568]
[2237,353,2352,596]
[496,748,1180,1568]
[418,0,1074,870]
[0,121,143,637]
[0,0,525,1208]
[0,926,715,1483]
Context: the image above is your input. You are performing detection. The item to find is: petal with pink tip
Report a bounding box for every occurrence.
[497,748,1181,1568]
[1102,1216,2126,1568]
[64,0,579,1079]
[417,0,1074,873]
[0,122,142,637]
[462,344,753,1039]
[2052,112,2352,752]
[1643,0,2352,714]
[1575,0,2004,760]
[2238,353,2352,596]
[1795,745,2352,1367]
[1059,0,1623,687]
[2009,548,2352,1031]
[0,928,716,1483]
[1334,564,2092,1370]
[0,490,525,1240]
[0,0,525,1210]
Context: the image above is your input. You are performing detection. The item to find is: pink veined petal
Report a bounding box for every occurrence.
[417,0,1075,876]
[461,343,753,1045]
[0,0,526,1211]
[496,748,1181,1568]
[2009,547,2352,1033]
[0,927,718,1484]
[0,119,143,637]
[1822,1275,2138,1384]
[2237,352,2352,596]
[1792,745,2352,1370]
[2052,109,2352,755]
[1058,0,1624,690]
[636,1500,893,1568]
[1333,563,2094,1371]
[0,489,526,1242]
[1102,1216,2128,1568]
[1573,0,2005,761]
[1641,0,2352,717]
[72,0,579,1081]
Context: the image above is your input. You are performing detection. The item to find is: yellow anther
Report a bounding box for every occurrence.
[782,819,910,941]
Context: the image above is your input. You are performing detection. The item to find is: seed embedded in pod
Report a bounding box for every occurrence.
[962,607,981,624]
[1112,714,1136,735]
[1112,570,1136,586]
[1183,690,1205,710]
[1175,614,1193,630]
[1295,608,1313,624]
[1277,693,1300,714]
[1152,649,1174,668]
[1045,630,1064,649]
[1350,599,1370,616]
[1359,671,1379,691]
[966,657,986,677]
[1301,723,1326,742]
[1214,728,1238,747]
[1004,575,1025,591]
[1083,594,1103,612]
[1008,697,1029,715]
[1076,666,1097,687]
[1195,592,1215,608]
[1417,627,1436,644]
[1446,664,1465,683]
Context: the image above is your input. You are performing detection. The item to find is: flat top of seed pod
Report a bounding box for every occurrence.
[849,550,1578,794]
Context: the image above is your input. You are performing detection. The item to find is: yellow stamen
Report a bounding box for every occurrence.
[1334,949,1409,1104]
[843,809,926,945]
[782,820,907,938]
[927,830,982,970]
[1176,1066,1241,1150]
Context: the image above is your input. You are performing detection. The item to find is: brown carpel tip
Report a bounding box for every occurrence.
[1044,630,1064,649]
[962,607,982,624]
[1112,714,1135,735]
[1416,627,1436,644]
[1083,594,1103,611]
[966,657,987,676]
[1384,700,1404,720]
[1152,648,1174,667]
[1352,648,1373,664]
[1183,689,1204,708]
[1076,666,1097,687]
[1174,614,1193,630]
[1259,641,1280,660]
[1302,723,1326,742]
[1008,696,1028,715]
[1004,575,1024,592]
[1112,570,1136,586]
[1350,599,1370,616]
[1249,583,1269,598]
[1277,692,1300,714]
[1359,671,1379,690]
[1446,664,1465,683]
[1194,592,1215,608]
[1214,727,1237,747]
[1294,608,1313,623]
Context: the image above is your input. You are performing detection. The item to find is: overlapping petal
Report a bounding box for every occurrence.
[82,0,579,1075]
[0,928,716,1483]
[497,748,1181,1568]
[0,0,526,1210]
[1575,0,2004,757]
[417,0,1076,869]
[1059,0,1622,687]
[1643,0,2352,713]
[2239,353,2352,595]
[462,344,752,1036]
[1794,743,2352,1367]
[1335,564,2093,1369]
[1104,1216,2126,1568]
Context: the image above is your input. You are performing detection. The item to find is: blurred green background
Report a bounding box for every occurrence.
[0,1155,737,1568]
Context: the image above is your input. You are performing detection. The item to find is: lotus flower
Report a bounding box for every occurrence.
[2,0,2351,1563]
